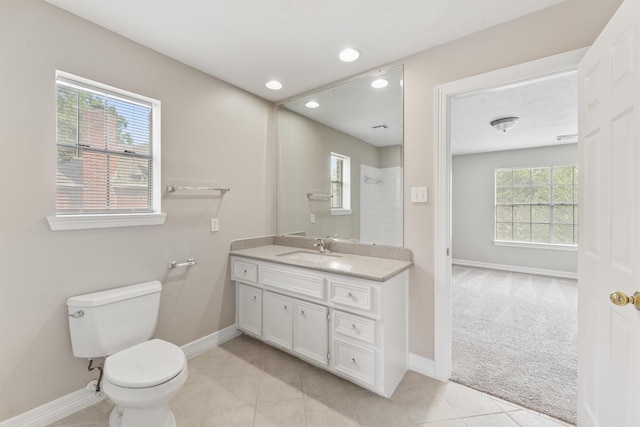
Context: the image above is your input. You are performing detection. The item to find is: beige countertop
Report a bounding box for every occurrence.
[230,244,412,282]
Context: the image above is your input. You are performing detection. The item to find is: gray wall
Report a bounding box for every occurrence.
[452,144,578,273]
[0,0,274,419]
[379,145,403,168]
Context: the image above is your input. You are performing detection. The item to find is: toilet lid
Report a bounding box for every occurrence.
[105,339,186,388]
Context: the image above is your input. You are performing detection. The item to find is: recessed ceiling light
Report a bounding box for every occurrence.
[265,80,283,90]
[305,101,320,109]
[339,48,360,62]
[371,78,388,89]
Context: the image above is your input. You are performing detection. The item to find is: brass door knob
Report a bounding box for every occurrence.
[610,291,640,310]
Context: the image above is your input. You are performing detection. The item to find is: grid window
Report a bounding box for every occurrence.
[330,152,351,212]
[55,72,160,216]
[495,166,578,245]
[331,154,343,209]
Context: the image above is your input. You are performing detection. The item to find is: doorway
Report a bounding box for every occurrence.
[447,70,580,424]
[432,48,586,418]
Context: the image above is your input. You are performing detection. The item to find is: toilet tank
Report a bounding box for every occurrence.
[67,280,162,358]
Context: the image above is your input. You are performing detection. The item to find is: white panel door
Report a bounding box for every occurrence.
[578,0,640,425]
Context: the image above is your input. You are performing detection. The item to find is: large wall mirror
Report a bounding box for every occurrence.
[276,65,404,247]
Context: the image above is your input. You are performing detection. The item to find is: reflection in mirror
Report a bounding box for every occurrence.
[277,65,403,247]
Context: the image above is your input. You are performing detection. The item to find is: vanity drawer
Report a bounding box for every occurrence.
[261,266,325,301]
[233,260,258,284]
[333,311,376,345]
[330,280,373,313]
[333,339,376,387]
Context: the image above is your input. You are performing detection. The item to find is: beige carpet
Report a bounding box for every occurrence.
[451,265,577,425]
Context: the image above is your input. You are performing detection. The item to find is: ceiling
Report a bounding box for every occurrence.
[45,0,563,102]
[450,71,577,156]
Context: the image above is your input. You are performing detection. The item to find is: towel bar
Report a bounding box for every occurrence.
[168,258,197,269]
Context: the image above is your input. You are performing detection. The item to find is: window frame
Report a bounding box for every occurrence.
[47,71,165,231]
[493,165,578,250]
[330,152,352,215]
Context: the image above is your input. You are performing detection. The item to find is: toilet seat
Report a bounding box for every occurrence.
[105,339,186,388]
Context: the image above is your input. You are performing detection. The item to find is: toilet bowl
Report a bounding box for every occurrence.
[102,339,188,427]
[66,281,188,427]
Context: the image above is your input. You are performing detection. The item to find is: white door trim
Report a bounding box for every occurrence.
[433,48,587,381]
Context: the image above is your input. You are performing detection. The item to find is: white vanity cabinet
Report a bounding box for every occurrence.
[231,255,408,398]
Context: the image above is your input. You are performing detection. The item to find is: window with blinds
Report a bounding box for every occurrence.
[331,154,344,209]
[330,152,351,213]
[55,73,159,215]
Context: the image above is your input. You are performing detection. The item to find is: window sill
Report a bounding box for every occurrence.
[47,213,167,231]
[330,208,352,216]
[493,240,578,252]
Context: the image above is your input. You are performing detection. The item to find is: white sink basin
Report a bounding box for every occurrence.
[278,251,341,263]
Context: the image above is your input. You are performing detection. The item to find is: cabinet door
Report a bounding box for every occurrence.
[263,291,293,350]
[293,300,328,366]
[238,283,262,336]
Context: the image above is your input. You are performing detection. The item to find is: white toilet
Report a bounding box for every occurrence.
[67,280,188,427]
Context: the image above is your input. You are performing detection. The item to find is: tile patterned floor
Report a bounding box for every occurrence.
[50,335,574,427]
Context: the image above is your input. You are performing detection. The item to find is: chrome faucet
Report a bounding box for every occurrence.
[314,238,332,253]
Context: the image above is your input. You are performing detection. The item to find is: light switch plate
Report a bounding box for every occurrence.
[411,187,428,203]
[210,218,219,232]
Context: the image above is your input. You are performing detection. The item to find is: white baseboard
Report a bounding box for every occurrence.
[453,259,577,280]
[0,325,241,427]
[408,353,436,378]
[181,324,242,359]
[0,389,106,427]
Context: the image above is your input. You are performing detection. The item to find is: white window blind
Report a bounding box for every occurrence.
[331,154,344,209]
[330,152,351,213]
[55,75,156,215]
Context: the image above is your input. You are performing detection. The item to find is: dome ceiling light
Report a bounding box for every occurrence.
[490,116,520,133]
[305,101,320,109]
